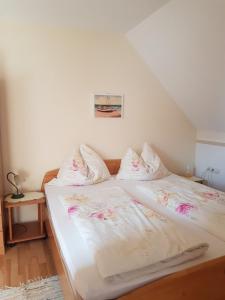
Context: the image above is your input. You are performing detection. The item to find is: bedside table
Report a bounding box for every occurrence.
[186,176,204,184]
[4,192,46,245]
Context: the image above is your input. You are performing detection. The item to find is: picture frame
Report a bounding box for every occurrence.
[93,94,124,118]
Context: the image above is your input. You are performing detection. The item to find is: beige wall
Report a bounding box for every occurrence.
[0,118,4,253]
[0,22,195,202]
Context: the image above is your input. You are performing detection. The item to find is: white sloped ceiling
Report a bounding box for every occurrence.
[127,0,225,133]
[0,0,170,33]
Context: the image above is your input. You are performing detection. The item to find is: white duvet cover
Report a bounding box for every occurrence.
[61,186,208,280]
[138,174,225,241]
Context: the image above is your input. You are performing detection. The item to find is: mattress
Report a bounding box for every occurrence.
[45,177,225,300]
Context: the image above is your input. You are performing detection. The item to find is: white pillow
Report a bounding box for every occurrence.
[141,142,170,180]
[80,144,111,183]
[117,148,151,180]
[57,150,92,186]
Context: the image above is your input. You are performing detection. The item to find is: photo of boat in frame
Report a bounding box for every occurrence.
[94,94,123,118]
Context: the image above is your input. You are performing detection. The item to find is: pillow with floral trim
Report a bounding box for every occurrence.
[141,142,170,180]
[117,148,151,180]
[80,144,111,184]
[57,150,92,186]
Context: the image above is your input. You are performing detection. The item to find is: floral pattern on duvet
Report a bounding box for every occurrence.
[150,177,225,211]
[197,191,224,205]
[138,174,225,240]
[62,190,167,224]
[173,176,225,205]
[132,198,167,221]
[154,189,198,219]
[60,186,209,279]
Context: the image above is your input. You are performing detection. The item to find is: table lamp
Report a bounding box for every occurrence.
[6,172,24,199]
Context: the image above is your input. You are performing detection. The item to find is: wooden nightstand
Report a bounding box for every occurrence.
[4,192,46,245]
[186,176,204,184]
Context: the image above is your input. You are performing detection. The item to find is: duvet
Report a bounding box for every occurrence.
[138,174,225,241]
[61,186,208,280]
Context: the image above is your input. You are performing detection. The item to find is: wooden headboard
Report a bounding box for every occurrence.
[41,159,121,192]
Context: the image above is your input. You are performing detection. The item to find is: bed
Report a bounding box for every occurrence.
[42,160,225,300]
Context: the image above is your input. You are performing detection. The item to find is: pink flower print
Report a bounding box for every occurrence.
[89,209,114,220]
[72,160,80,171]
[132,198,143,206]
[132,160,140,171]
[158,191,170,206]
[107,208,113,216]
[68,205,79,214]
[176,203,194,215]
[162,194,168,205]
[201,191,220,200]
[144,209,167,222]
[90,211,105,220]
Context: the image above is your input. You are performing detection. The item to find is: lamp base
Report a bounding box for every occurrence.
[11,193,24,199]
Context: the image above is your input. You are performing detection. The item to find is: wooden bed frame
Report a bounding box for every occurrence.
[41,159,225,300]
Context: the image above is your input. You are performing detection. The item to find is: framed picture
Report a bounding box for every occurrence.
[94,94,123,118]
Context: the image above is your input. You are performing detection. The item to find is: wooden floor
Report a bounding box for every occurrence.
[0,239,56,287]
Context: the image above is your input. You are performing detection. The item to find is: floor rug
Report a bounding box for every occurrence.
[0,276,64,299]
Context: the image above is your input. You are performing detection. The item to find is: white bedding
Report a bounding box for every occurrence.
[60,186,207,280]
[45,177,225,300]
[137,174,225,240]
